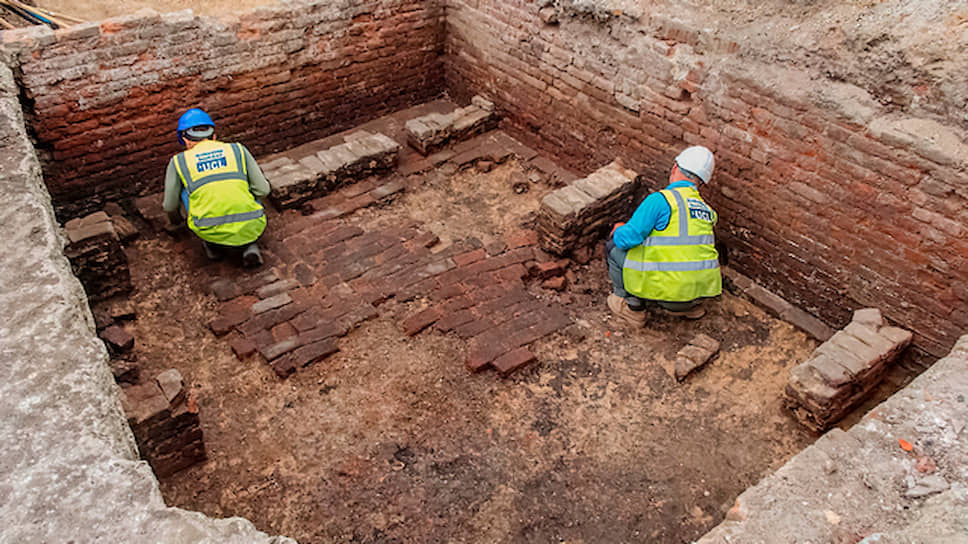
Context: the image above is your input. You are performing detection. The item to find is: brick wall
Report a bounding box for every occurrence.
[444,0,968,356]
[2,0,444,219]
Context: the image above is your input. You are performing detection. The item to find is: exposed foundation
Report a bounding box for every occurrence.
[0,1,965,542]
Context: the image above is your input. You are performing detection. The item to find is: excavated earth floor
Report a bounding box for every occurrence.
[89,99,939,543]
[90,101,839,544]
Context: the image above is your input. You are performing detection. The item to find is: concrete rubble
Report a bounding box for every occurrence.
[786,308,913,431]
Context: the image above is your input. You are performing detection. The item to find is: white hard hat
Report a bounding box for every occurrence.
[675,146,715,183]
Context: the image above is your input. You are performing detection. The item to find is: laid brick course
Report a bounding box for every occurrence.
[786,308,913,431]
[536,160,643,258]
[63,211,132,301]
[264,130,401,210]
[445,0,968,356]
[7,0,445,220]
[405,95,498,154]
[120,369,205,478]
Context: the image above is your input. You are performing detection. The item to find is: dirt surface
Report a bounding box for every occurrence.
[29,0,276,22]
[106,144,828,543]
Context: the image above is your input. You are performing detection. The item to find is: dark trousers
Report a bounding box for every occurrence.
[605,240,699,312]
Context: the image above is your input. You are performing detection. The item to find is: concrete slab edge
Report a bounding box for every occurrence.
[697,334,968,543]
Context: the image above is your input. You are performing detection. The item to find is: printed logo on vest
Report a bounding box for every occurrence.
[686,198,713,222]
[195,149,228,172]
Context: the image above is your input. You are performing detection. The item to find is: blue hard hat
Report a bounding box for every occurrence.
[177,108,215,145]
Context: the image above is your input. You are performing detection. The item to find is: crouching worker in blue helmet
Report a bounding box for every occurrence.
[606,146,722,327]
[163,108,271,267]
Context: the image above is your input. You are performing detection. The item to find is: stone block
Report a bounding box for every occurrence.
[852,308,883,327]
[155,369,185,406]
[785,308,913,430]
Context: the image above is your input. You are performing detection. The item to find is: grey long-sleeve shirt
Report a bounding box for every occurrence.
[163,142,271,213]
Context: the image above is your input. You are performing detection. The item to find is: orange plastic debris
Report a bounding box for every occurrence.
[606,331,611,337]
[898,438,913,451]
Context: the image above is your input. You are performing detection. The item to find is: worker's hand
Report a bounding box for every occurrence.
[164,211,185,234]
[610,222,626,236]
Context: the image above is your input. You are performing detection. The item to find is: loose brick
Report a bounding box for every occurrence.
[541,276,567,291]
[100,324,134,353]
[228,334,257,360]
[492,347,538,377]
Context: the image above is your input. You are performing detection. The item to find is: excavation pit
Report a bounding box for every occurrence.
[81,100,930,543]
[106,102,824,542]
[2,1,966,542]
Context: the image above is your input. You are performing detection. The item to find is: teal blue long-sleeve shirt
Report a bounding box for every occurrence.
[612,180,700,250]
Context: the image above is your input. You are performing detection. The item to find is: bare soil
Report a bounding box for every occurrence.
[36,0,277,21]
[112,154,824,543]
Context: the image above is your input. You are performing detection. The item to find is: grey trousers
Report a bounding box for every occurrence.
[605,240,699,312]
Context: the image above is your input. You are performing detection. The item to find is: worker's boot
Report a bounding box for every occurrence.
[607,293,646,327]
[662,304,706,320]
[242,242,263,268]
[203,241,223,261]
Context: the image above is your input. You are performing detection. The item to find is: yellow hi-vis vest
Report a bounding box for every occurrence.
[622,186,722,302]
[173,140,266,246]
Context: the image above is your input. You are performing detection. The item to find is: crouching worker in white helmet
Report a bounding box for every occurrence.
[163,108,271,268]
[605,145,722,327]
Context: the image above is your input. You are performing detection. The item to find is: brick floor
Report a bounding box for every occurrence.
[158,107,575,379]
[203,206,570,378]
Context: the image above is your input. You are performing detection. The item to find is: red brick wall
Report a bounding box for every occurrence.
[5,0,444,218]
[444,0,968,356]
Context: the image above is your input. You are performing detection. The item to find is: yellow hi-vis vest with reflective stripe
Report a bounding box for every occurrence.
[173,140,266,246]
[622,186,722,302]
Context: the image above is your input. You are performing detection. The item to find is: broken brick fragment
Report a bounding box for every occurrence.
[228,334,257,360]
[541,276,568,291]
[532,260,566,279]
[100,324,134,353]
[506,229,539,249]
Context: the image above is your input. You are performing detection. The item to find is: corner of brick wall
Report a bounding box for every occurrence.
[1,0,446,220]
[442,0,968,357]
[0,57,295,543]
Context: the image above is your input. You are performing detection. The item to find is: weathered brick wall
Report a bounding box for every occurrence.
[444,1,968,356]
[2,0,444,219]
